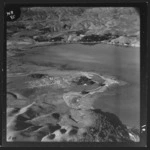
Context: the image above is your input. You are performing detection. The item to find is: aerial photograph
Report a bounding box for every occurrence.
[6,7,140,142]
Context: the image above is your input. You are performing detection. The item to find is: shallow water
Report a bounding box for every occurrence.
[21,43,140,128]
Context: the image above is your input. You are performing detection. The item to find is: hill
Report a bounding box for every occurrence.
[7,7,140,47]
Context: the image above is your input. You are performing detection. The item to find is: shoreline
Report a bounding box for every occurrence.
[7,40,140,50]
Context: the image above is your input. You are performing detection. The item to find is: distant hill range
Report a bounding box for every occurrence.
[7,7,140,47]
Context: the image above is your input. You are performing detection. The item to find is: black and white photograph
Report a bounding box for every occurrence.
[5,5,143,144]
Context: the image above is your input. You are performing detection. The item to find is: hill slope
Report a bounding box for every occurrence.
[7,7,140,47]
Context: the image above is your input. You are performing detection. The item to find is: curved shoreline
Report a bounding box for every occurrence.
[63,71,124,110]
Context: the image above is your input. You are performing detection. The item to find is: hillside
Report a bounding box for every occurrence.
[7,7,140,47]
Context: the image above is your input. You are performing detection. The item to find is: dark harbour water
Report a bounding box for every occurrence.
[23,43,140,129]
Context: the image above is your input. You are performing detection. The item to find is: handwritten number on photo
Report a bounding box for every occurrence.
[6,6,21,21]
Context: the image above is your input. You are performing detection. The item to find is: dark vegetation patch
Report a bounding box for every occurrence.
[104,112,126,129]
[81,90,89,94]
[69,129,78,136]
[34,35,64,43]
[79,34,105,42]
[19,34,33,38]
[24,108,39,119]
[80,33,119,42]
[60,128,67,134]
[92,108,131,141]
[52,113,60,119]
[98,130,106,139]
[92,109,125,129]
[48,123,61,133]
[28,73,47,79]
[81,43,98,46]
[99,83,105,86]
[14,120,32,131]
[49,134,55,139]
[40,27,52,33]
[90,127,98,135]
[49,36,64,42]
[16,114,29,122]
[75,30,86,36]
[82,132,88,137]
[8,136,17,141]
[72,76,95,85]
[34,36,49,42]
[36,130,50,141]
